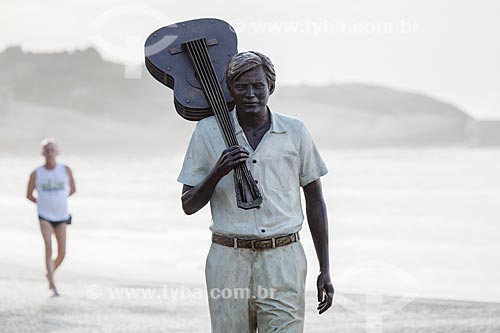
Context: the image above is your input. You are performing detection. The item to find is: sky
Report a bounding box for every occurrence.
[1,0,499,119]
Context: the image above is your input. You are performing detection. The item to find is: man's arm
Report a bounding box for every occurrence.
[65,165,76,196]
[26,171,37,204]
[303,179,334,314]
[181,145,248,215]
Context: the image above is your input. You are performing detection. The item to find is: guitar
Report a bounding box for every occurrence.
[144,18,262,210]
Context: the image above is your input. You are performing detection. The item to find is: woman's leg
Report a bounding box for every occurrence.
[53,223,67,272]
[39,220,57,294]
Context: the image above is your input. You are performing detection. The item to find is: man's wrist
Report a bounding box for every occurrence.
[209,168,224,184]
[319,268,330,275]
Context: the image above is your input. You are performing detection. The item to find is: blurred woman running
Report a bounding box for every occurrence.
[26,138,76,296]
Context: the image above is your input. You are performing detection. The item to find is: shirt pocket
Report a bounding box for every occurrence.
[260,154,299,191]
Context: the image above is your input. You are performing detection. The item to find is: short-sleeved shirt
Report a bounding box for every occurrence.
[177,108,328,238]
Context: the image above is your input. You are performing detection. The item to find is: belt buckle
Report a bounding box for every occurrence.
[233,237,238,249]
[251,239,256,250]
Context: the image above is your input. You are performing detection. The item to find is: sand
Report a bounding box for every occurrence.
[1,263,500,333]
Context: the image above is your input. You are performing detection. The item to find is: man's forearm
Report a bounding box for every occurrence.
[304,181,330,272]
[307,201,330,272]
[181,170,223,215]
[303,180,334,314]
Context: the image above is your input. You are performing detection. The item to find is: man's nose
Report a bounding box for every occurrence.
[245,85,255,97]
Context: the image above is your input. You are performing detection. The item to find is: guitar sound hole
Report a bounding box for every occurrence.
[186,67,202,88]
[186,63,224,89]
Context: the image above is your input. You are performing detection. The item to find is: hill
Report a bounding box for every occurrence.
[0,45,477,152]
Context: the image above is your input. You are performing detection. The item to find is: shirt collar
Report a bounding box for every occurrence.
[230,107,287,135]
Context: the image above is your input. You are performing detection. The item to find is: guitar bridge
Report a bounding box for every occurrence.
[170,38,219,55]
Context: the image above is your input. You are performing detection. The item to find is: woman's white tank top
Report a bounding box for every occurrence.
[35,163,70,221]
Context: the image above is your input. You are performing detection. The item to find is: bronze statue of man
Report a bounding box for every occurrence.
[178,51,334,332]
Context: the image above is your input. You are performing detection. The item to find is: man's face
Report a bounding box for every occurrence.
[229,66,272,116]
[42,143,59,160]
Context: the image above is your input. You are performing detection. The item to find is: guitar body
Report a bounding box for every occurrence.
[144,18,237,121]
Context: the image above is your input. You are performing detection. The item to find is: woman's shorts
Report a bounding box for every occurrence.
[38,215,72,229]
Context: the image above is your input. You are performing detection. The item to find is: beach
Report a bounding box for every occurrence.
[2,262,500,332]
[1,148,499,332]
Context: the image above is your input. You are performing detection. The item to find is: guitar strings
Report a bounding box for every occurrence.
[191,39,258,199]
[193,40,239,147]
[186,40,254,201]
[191,41,236,147]
[192,41,250,202]
[192,39,259,199]
[189,39,258,201]
[191,40,254,201]
[187,40,246,201]
[186,41,234,146]
[193,40,252,202]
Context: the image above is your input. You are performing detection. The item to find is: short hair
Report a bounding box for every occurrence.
[226,51,276,93]
[40,137,57,149]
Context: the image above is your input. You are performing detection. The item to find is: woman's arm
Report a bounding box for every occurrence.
[26,171,37,204]
[65,166,76,196]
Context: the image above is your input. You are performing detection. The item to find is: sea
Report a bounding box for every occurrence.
[1,147,499,303]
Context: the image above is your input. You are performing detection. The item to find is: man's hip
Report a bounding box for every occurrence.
[211,232,300,250]
[205,237,307,333]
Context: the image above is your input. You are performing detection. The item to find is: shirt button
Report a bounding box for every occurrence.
[261,229,266,233]
[255,180,258,184]
[252,159,257,163]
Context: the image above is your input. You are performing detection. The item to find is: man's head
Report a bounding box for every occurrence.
[40,138,59,161]
[226,51,276,93]
[226,51,276,115]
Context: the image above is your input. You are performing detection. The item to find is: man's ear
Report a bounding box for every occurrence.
[269,82,275,95]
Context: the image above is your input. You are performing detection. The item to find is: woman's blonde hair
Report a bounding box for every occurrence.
[40,137,58,149]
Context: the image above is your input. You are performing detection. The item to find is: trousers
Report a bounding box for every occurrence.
[205,241,307,333]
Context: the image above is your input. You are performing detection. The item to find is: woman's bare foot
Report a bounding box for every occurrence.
[48,288,60,297]
[46,273,59,296]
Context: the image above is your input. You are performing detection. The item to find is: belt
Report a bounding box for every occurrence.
[212,232,300,250]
